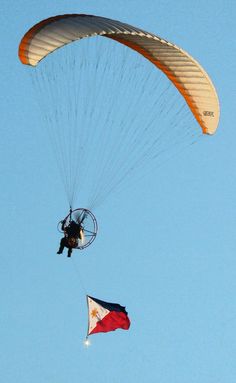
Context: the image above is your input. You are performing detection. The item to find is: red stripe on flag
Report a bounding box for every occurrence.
[89,311,130,335]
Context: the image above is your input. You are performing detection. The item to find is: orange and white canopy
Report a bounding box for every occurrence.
[19,14,220,134]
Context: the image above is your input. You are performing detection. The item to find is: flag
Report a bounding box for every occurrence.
[87,295,131,336]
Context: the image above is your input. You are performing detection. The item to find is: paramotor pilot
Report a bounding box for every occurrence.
[57,219,83,257]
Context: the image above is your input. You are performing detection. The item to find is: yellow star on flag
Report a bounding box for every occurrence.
[91,308,98,318]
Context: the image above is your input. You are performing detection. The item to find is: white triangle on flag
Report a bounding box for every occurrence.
[87,296,110,334]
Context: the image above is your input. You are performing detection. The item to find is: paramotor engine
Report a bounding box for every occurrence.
[58,208,98,250]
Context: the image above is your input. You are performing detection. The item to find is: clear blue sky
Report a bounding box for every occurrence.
[1,1,236,382]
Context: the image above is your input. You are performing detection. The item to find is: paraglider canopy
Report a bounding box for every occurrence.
[19,13,220,135]
[19,14,220,209]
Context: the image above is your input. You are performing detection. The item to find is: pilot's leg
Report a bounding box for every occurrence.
[57,237,67,254]
[67,248,72,257]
